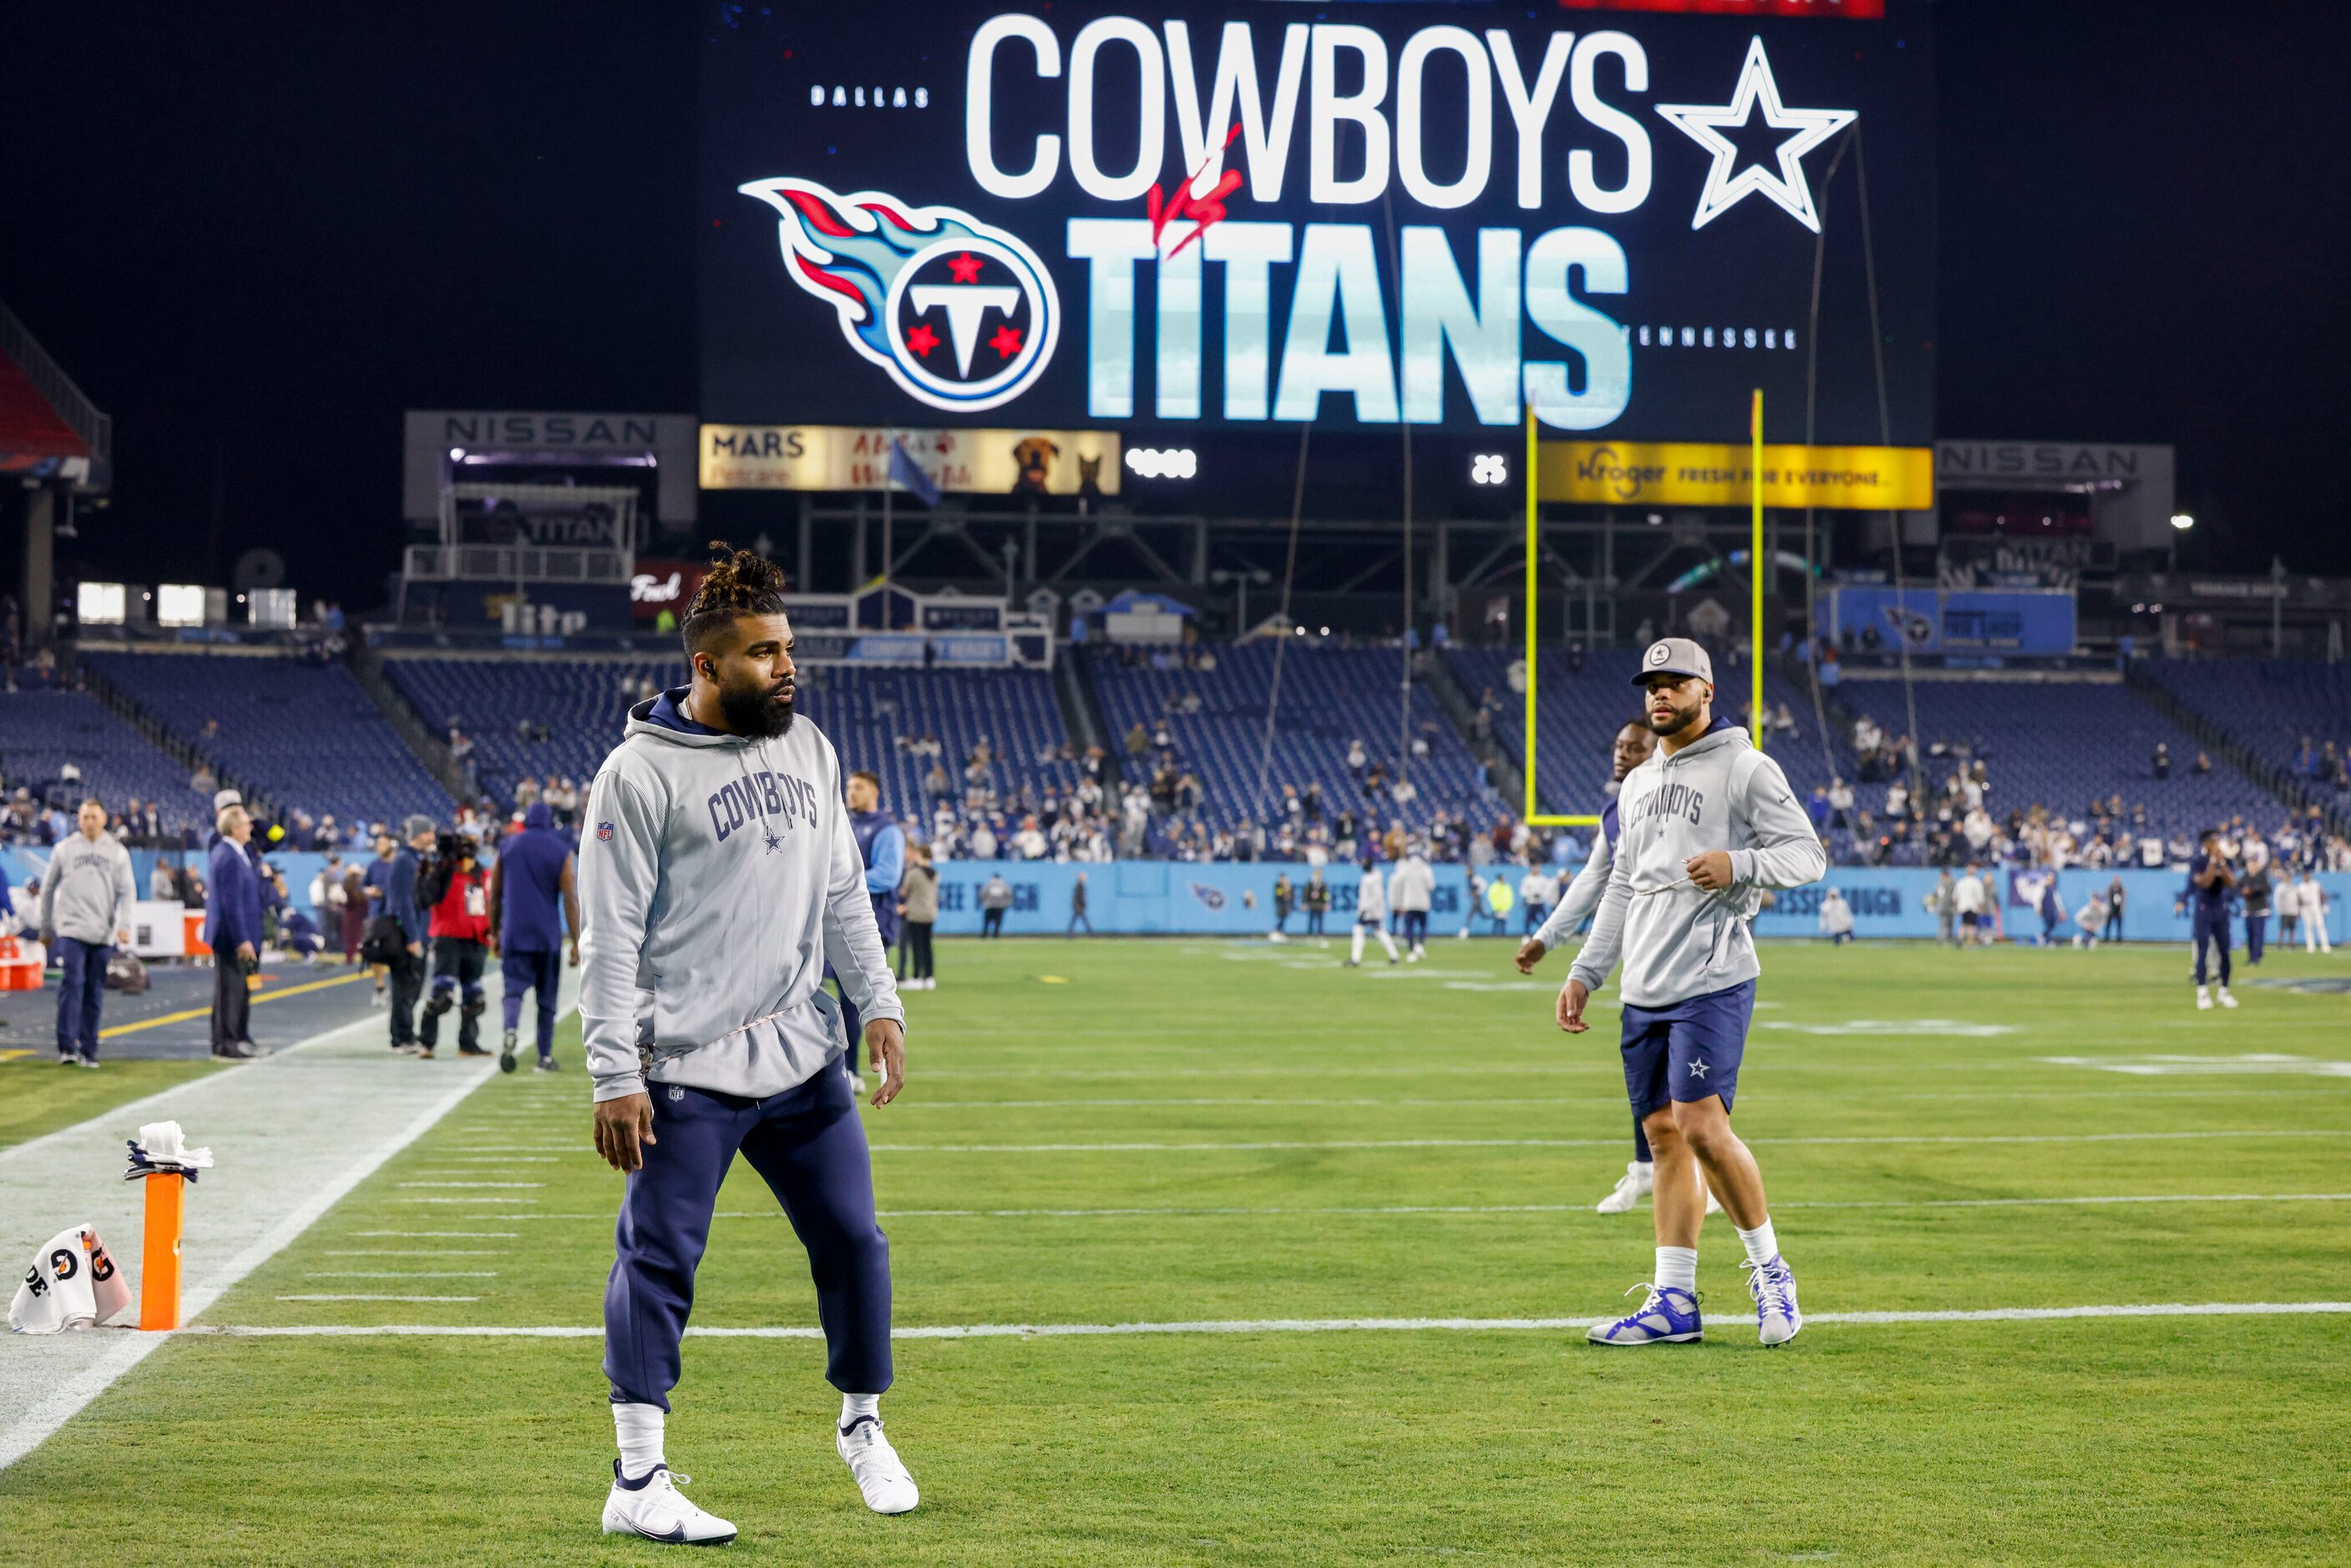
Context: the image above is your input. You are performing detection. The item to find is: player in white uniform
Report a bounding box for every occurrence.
[1347,861,1402,967]
[1560,640,1826,1348]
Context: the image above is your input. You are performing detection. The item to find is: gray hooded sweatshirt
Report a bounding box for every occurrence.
[1568,719,1826,1008]
[578,688,904,1105]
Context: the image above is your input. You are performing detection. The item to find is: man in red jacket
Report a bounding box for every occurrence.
[418,834,494,1060]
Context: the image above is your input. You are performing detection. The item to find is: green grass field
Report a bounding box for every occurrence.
[0,1055,220,1150]
[4,938,2348,1564]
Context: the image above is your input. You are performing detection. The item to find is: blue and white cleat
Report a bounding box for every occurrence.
[1745,1255,1802,1347]
[1585,1283,1703,1345]
[602,1461,737,1545]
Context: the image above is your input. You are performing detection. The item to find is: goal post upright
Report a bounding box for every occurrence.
[1752,387,1766,751]
[1524,407,1597,829]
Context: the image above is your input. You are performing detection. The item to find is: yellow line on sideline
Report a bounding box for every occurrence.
[97,969,372,1039]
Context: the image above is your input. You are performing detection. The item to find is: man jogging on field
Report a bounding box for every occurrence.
[581,544,914,1545]
[1560,639,1826,1348]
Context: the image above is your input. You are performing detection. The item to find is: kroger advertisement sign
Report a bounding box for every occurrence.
[701,3,1934,443]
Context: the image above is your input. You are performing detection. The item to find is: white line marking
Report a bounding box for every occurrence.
[860,1192,2351,1220]
[273,1294,482,1302]
[866,1130,2351,1154]
[179,1300,2351,1340]
[301,1271,499,1279]
[392,1198,538,1206]
[396,1181,544,1189]
[320,1250,500,1257]
[437,1157,559,1164]
[0,1057,494,1473]
[346,1231,519,1238]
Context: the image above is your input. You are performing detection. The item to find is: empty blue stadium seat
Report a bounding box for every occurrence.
[0,687,204,833]
[383,656,1082,820]
[83,652,452,834]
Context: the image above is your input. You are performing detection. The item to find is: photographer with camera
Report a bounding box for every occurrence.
[204,802,265,1060]
[417,825,494,1060]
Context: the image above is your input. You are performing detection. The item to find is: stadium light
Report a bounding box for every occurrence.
[156,584,207,628]
[2170,512,2195,531]
[448,446,466,461]
[1125,447,1197,479]
[1469,453,1509,485]
[77,581,127,625]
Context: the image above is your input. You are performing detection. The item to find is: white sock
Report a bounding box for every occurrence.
[613,1402,665,1479]
[1737,1220,1780,1268]
[1653,1246,1697,1293]
[1631,1161,1655,1176]
[840,1392,881,1433]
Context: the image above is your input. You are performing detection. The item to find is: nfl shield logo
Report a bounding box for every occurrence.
[596,822,614,842]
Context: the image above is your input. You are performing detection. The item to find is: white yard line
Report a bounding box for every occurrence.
[396,1181,544,1188]
[273,1294,481,1303]
[176,1299,2351,1340]
[865,1130,2351,1154]
[347,1231,518,1238]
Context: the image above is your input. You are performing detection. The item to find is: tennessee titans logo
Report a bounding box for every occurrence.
[741,176,1059,413]
[1190,883,1227,911]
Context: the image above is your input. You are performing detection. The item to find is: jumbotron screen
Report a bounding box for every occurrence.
[699,1,1934,444]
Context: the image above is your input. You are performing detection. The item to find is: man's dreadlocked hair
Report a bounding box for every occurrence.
[680,540,789,658]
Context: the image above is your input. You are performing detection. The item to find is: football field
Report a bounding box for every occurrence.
[3,938,2347,1564]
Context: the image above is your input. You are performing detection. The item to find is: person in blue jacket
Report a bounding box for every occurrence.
[204,802,265,1060]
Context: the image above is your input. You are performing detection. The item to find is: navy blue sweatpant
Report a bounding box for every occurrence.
[500,948,562,1056]
[604,1065,891,1410]
[2192,910,2232,986]
[55,937,109,1060]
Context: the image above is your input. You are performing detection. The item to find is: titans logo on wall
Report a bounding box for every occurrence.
[741,177,1059,413]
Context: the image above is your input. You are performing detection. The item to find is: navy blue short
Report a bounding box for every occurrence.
[1620,979,1757,1120]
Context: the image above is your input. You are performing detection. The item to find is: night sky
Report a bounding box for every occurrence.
[3,0,2346,609]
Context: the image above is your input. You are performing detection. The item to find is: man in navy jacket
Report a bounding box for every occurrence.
[205,803,265,1059]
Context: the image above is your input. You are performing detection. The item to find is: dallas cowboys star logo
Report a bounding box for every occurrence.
[761,827,783,854]
[1688,1058,1711,1080]
[1655,37,1856,234]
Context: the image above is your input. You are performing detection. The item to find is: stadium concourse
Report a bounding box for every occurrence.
[4,639,2350,887]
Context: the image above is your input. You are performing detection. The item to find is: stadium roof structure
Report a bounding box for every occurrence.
[0,298,110,489]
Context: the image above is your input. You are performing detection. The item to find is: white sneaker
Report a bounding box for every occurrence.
[1595,1161,1653,1214]
[368,990,386,1009]
[2196,985,2213,1011]
[2217,986,2238,1009]
[837,1418,919,1515]
[602,1463,737,1545]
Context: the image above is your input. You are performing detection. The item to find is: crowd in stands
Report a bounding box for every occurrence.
[8,639,2348,888]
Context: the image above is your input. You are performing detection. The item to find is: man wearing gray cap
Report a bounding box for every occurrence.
[1560,638,1825,1349]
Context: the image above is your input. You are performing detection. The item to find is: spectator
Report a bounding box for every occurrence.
[1819,886,1854,944]
[896,843,938,988]
[38,797,138,1068]
[2152,741,2171,781]
[1068,872,1093,935]
[204,803,265,1060]
[488,801,579,1072]
[978,871,1013,937]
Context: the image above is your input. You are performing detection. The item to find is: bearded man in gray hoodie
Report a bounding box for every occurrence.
[579,545,914,1544]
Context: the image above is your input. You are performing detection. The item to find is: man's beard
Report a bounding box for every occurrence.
[717,679,795,739]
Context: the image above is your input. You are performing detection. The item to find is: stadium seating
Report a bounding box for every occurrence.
[2141,658,2351,809]
[1827,675,2272,837]
[82,652,451,833]
[382,656,1084,818]
[1446,645,1851,813]
[0,686,205,833]
[1087,640,1502,834]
